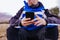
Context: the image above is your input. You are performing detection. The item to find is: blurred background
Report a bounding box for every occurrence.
[0,0,60,40]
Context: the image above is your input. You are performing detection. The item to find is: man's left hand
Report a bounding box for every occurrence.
[32,14,46,26]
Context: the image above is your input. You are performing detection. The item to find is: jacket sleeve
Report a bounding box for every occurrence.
[9,7,24,28]
[45,9,60,24]
[47,17,60,24]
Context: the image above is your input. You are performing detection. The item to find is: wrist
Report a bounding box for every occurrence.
[42,19,47,26]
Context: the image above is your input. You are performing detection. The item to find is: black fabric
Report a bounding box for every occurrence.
[7,26,58,40]
[7,26,19,40]
[18,27,45,40]
[9,7,24,27]
[45,26,58,40]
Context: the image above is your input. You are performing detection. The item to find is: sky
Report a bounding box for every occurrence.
[0,0,58,16]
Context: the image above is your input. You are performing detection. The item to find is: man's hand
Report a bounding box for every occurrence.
[21,18,33,27]
[33,14,46,26]
[21,15,46,27]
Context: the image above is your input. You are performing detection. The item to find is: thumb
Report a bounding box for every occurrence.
[35,14,40,18]
[35,14,43,20]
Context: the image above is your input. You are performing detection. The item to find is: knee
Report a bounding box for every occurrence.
[6,27,19,40]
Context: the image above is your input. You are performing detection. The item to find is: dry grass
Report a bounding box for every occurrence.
[0,24,9,40]
[0,24,60,40]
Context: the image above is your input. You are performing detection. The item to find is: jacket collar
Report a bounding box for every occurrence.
[24,1,45,12]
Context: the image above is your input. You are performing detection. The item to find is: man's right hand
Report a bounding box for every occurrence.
[21,18,33,27]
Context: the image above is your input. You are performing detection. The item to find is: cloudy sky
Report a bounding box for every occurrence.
[0,0,58,16]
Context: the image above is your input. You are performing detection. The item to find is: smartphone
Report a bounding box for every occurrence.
[25,12,34,20]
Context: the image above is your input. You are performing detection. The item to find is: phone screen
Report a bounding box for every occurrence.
[25,12,34,20]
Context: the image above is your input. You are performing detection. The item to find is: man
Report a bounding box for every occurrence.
[7,0,59,40]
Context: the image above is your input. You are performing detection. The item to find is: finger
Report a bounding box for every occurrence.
[23,21,32,24]
[26,21,33,23]
[34,21,40,25]
[36,23,43,26]
[25,23,33,26]
[31,19,35,21]
[35,14,40,18]
[31,18,39,22]
[35,14,43,20]
[23,19,34,23]
[24,18,31,21]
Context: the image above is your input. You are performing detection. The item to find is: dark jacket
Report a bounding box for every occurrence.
[9,7,60,28]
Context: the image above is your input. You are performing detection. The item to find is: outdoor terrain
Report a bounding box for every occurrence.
[0,7,60,40]
[0,24,9,40]
[0,13,12,40]
[0,24,60,40]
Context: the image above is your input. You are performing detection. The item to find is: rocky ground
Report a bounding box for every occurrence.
[0,24,60,40]
[0,24,9,40]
